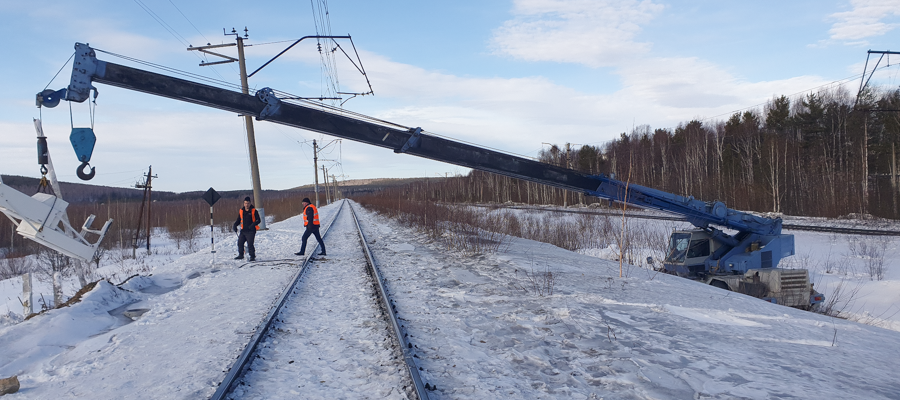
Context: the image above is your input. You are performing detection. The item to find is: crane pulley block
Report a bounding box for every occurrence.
[70,127,96,180]
[69,128,95,163]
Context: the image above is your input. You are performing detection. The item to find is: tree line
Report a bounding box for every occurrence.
[386,87,900,220]
[597,87,900,218]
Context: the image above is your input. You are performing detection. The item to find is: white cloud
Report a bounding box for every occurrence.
[340,49,830,158]
[481,1,841,134]
[829,0,900,41]
[490,0,665,67]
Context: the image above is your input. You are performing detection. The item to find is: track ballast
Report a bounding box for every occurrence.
[212,200,428,400]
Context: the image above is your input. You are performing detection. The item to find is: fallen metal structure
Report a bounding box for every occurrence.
[0,176,112,262]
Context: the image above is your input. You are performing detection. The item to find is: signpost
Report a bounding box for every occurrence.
[202,188,222,263]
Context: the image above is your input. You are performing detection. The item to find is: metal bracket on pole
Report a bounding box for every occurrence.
[394,127,422,154]
[256,88,282,121]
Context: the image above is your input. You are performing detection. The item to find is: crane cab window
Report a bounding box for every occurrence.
[687,239,710,258]
[665,233,691,263]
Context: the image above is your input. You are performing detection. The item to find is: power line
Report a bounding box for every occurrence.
[167,0,209,44]
[310,0,341,105]
[132,0,191,47]
[131,0,225,78]
[697,63,900,126]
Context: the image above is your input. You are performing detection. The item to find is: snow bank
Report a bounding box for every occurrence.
[0,201,898,399]
[0,280,138,378]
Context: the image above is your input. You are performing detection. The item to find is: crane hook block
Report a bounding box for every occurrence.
[77,162,95,180]
[70,127,96,163]
[70,127,96,181]
[37,136,49,165]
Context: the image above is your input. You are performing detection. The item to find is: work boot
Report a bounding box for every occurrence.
[234,255,243,260]
[294,251,304,256]
[318,251,326,256]
[249,256,256,262]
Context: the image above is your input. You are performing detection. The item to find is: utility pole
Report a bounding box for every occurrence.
[134,166,157,256]
[331,174,339,200]
[235,29,266,228]
[312,139,320,208]
[308,139,341,207]
[564,143,570,207]
[322,166,330,204]
[189,28,266,229]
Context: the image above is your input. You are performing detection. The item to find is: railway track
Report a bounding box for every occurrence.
[472,204,900,236]
[211,200,428,400]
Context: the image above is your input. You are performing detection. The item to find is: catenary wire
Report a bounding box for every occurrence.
[132,0,191,48]
[167,0,209,44]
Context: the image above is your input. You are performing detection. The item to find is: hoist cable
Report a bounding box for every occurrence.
[96,49,246,92]
[43,52,76,91]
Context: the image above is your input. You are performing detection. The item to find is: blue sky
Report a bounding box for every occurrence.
[1,0,899,192]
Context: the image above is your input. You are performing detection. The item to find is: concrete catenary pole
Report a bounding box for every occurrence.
[236,34,266,229]
[322,166,330,205]
[313,140,320,208]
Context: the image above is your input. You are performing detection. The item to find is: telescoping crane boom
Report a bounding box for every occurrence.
[36,43,821,307]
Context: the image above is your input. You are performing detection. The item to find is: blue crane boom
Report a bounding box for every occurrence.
[37,43,795,278]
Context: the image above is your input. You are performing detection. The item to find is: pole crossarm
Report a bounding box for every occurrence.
[187,43,239,67]
[858,50,900,101]
[248,35,351,78]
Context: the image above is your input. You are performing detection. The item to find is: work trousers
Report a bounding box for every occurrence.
[300,226,325,254]
[237,229,256,258]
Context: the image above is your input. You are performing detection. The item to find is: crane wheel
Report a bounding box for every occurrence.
[710,280,730,291]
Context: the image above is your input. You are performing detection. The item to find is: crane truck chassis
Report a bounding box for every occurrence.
[34,42,824,308]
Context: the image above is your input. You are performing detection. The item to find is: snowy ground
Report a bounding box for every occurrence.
[229,202,414,399]
[478,204,900,332]
[0,201,899,399]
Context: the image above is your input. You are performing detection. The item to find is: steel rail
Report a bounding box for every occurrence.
[210,200,346,400]
[348,201,430,400]
[470,204,900,237]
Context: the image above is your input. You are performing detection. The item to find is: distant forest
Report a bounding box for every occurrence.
[397,87,900,220]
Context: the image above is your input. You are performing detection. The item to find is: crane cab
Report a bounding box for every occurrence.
[663,227,795,278]
[663,229,718,277]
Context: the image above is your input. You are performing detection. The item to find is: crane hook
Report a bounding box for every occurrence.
[76,161,95,180]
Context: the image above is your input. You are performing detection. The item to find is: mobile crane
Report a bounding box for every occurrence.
[34,43,822,307]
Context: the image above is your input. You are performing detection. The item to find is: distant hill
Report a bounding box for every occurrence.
[1,175,443,203]
[1,174,149,203]
[291,177,448,196]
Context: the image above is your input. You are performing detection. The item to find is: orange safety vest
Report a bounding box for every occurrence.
[303,204,320,227]
[239,208,259,230]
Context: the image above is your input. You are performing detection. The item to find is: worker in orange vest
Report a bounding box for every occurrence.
[232,196,260,261]
[295,197,326,256]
